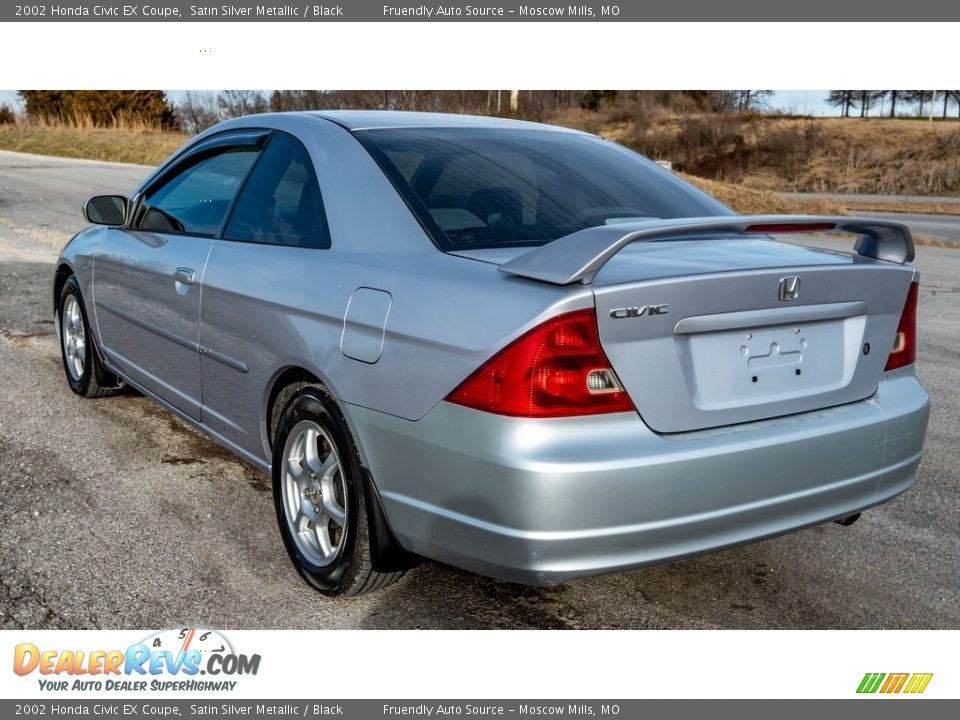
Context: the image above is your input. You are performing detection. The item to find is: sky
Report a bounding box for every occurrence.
[0,89,839,116]
[771,90,833,115]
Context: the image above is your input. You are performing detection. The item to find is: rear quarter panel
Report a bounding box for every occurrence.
[197,115,592,462]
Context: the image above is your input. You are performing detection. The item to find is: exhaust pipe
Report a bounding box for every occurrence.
[834,513,861,527]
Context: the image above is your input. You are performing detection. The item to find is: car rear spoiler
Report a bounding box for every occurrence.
[497,215,915,286]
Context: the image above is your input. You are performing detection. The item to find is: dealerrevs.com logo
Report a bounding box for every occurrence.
[857,673,933,695]
[13,627,261,692]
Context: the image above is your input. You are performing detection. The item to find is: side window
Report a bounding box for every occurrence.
[138,147,260,236]
[223,133,330,248]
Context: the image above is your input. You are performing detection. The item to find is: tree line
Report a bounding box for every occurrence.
[4,90,782,132]
[5,90,960,132]
[828,90,960,118]
[15,90,178,128]
[175,90,787,133]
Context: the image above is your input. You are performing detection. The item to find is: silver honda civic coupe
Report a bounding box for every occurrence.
[54,111,930,596]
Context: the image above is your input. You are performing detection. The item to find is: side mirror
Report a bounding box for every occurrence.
[83,195,128,226]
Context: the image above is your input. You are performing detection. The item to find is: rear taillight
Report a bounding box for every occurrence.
[885,281,918,371]
[447,309,635,418]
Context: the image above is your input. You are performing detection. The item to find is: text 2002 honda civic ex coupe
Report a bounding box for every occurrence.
[55,111,930,596]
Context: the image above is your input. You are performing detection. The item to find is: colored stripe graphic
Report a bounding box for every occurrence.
[880,673,909,693]
[903,673,934,694]
[857,672,933,694]
[857,673,886,693]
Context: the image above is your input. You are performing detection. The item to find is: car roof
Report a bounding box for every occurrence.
[296,110,581,132]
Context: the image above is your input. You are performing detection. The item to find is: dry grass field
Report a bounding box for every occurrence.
[734,117,960,196]
[681,174,846,215]
[0,120,186,166]
[553,108,960,198]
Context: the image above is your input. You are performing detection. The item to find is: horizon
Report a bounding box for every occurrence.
[0,90,950,119]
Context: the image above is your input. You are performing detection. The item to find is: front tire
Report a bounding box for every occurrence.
[58,276,121,398]
[272,386,404,597]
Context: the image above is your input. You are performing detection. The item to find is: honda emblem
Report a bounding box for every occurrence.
[779,276,801,301]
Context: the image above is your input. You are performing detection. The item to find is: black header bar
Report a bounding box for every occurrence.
[4,1,959,22]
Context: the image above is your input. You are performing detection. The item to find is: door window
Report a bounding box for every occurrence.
[223,133,331,248]
[138,147,260,236]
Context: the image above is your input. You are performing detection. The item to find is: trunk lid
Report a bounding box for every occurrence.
[589,238,915,432]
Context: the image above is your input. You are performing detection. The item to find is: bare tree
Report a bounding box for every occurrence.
[905,91,933,117]
[217,90,268,118]
[174,91,220,134]
[827,90,855,117]
[268,90,329,112]
[941,90,959,118]
[852,91,885,117]
[731,90,773,112]
[886,90,905,118]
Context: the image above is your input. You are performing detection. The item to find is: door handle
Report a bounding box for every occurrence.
[173,267,195,286]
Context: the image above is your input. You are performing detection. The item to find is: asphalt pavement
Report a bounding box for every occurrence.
[780,191,960,206]
[779,191,960,244]
[1,151,958,630]
[848,211,960,244]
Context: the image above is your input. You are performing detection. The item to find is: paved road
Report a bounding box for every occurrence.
[777,192,960,244]
[848,211,960,244]
[1,151,958,630]
[780,191,960,206]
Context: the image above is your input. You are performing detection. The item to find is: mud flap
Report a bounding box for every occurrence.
[361,468,423,573]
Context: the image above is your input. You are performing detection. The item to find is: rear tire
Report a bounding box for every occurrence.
[272,385,404,597]
[58,276,121,398]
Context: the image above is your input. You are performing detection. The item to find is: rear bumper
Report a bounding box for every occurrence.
[345,369,930,585]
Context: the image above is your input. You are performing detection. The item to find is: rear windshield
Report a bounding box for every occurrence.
[355,127,731,251]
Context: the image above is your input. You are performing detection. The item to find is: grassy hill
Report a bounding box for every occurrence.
[0,123,186,166]
[550,108,960,196]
